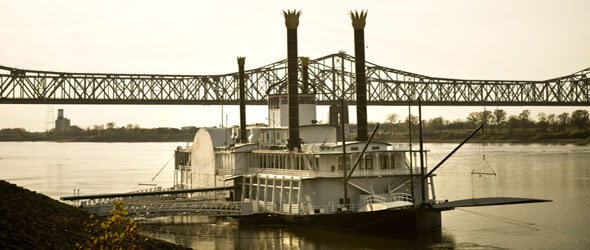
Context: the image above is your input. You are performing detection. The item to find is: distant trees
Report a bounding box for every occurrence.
[493,109,507,134]
[519,109,531,131]
[465,110,492,133]
[106,122,116,130]
[571,110,590,130]
[386,113,399,125]
[505,115,517,134]
[466,112,479,128]
[385,113,399,134]
[448,119,468,131]
[0,128,26,135]
[405,114,419,132]
[537,112,548,132]
[2,108,589,143]
[0,122,198,142]
[374,108,589,141]
[558,113,570,132]
[547,114,558,132]
[428,117,445,134]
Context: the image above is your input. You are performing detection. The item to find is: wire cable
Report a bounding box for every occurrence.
[457,208,538,231]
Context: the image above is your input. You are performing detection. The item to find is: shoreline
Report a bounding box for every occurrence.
[0,138,587,145]
[0,180,190,249]
[390,138,589,145]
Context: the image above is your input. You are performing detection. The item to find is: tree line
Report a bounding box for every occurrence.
[371,109,590,142]
[1,109,589,143]
[0,123,198,142]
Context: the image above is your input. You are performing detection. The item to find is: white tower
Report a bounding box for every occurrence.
[44,105,54,132]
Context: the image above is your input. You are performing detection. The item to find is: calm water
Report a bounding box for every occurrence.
[1,142,589,250]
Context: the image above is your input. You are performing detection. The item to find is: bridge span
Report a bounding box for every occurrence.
[1,53,588,106]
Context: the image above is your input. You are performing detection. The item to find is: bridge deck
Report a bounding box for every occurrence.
[2,53,588,106]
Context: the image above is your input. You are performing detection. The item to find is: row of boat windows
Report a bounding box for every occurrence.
[337,155,396,171]
[268,96,316,109]
[263,131,286,141]
[256,154,319,171]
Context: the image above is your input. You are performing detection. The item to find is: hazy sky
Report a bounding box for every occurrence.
[1,0,589,131]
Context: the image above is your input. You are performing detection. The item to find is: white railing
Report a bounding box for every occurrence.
[362,195,388,205]
[390,192,413,203]
[302,203,364,214]
[126,201,243,217]
[359,192,413,207]
[248,167,416,178]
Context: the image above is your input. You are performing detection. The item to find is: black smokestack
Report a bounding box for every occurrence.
[350,10,368,141]
[301,57,309,94]
[237,56,247,143]
[283,10,302,151]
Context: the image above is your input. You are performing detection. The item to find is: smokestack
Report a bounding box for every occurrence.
[301,57,310,94]
[237,57,248,143]
[58,109,64,119]
[350,10,368,141]
[283,10,302,151]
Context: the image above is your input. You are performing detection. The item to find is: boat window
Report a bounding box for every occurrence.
[372,146,380,150]
[351,146,359,151]
[338,156,351,171]
[269,97,280,109]
[316,158,320,170]
[380,155,388,170]
[365,156,373,170]
[390,154,396,169]
[359,155,364,170]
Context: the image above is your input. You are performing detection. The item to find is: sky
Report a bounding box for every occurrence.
[1,0,589,132]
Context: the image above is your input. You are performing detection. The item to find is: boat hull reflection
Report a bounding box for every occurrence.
[138,215,452,250]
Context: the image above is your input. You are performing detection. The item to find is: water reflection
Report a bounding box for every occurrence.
[139,216,457,250]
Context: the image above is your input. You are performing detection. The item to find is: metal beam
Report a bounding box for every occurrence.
[60,186,234,201]
[1,53,589,106]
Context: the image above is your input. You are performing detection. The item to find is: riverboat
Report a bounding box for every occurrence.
[63,9,550,233]
[171,93,547,233]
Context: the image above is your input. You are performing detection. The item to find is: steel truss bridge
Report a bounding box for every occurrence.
[1,53,588,106]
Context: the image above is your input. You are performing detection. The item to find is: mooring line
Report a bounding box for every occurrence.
[151,154,174,181]
[457,208,538,230]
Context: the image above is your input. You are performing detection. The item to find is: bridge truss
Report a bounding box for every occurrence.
[1,53,588,106]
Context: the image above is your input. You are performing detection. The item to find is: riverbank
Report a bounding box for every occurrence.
[0,180,190,249]
[389,138,589,145]
[0,133,193,142]
[1,128,588,145]
[0,136,587,145]
[376,129,590,145]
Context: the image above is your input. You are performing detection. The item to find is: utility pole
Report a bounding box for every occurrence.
[418,98,426,204]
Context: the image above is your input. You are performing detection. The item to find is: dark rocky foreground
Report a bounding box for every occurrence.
[0,180,190,249]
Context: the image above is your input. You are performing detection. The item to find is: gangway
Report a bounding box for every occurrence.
[86,200,248,217]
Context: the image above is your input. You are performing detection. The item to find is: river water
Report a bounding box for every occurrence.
[1,142,589,250]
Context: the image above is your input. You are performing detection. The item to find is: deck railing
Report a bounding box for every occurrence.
[247,167,419,178]
[303,203,364,214]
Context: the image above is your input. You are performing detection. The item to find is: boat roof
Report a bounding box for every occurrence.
[327,141,392,147]
[256,124,338,130]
